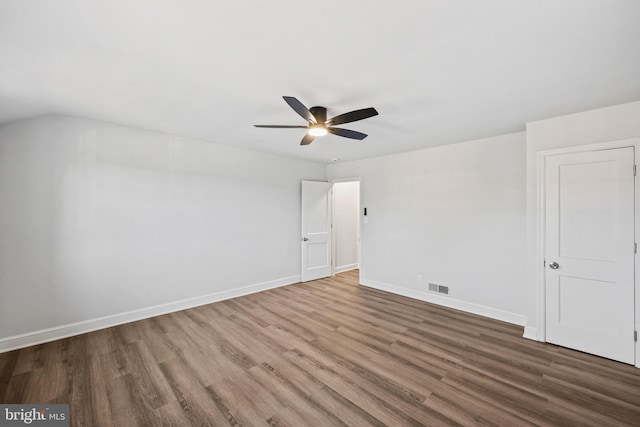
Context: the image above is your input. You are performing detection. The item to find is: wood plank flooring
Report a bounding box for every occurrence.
[2,270,640,426]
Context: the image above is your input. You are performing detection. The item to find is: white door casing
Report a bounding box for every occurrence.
[544,147,635,364]
[301,180,332,282]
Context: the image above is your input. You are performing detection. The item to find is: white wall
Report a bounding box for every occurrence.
[525,101,640,338]
[327,132,527,324]
[333,181,359,272]
[0,116,326,347]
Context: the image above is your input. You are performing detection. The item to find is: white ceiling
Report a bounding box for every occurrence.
[1,1,639,163]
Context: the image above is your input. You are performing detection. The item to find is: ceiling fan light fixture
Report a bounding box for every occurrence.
[255,96,378,145]
[308,125,328,137]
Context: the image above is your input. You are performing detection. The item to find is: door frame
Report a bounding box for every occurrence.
[535,137,640,367]
[329,177,362,277]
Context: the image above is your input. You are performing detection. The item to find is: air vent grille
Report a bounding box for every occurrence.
[428,283,449,295]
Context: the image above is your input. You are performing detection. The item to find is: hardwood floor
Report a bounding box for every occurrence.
[1,270,640,426]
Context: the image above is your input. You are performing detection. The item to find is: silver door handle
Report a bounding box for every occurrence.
[302,237,309,241]
[549,262,560,269]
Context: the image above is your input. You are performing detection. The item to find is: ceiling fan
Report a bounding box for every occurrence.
[255,96,378,145]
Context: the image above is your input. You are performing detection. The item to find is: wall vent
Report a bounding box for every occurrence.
[428,283,449,295]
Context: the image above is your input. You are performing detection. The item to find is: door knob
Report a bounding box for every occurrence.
[549,262,560,269]
[302,237,309,241]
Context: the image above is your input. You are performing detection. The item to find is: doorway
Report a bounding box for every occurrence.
[300,179,361,283]
[332,180,361,277]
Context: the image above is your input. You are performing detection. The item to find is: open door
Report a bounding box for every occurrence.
[301,180,332,282]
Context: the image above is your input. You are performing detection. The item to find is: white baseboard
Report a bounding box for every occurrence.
[0,275,300,353]
[522,326,539,341]
[335,263,359,274]
[360,278,527,326]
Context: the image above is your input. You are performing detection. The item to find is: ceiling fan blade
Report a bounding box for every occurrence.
[326,107,378,126]
[300,134,315,145]
[328,127,368,140]
[254,125,308,128]
[283,96,316,124]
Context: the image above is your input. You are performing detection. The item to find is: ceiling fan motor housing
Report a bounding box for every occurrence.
[309,106,327,125]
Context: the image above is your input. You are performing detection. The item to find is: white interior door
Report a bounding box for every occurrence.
[301,180,332,282]
[545,147,635,364]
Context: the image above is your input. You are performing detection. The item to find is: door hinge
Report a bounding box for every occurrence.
[635,242,638,254]
[634,164,637,176]
[635,330,638,342]
[543,259,546,268]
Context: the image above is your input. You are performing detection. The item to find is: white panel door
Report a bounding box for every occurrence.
[301,180,332,282]
[545,147,635,364]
